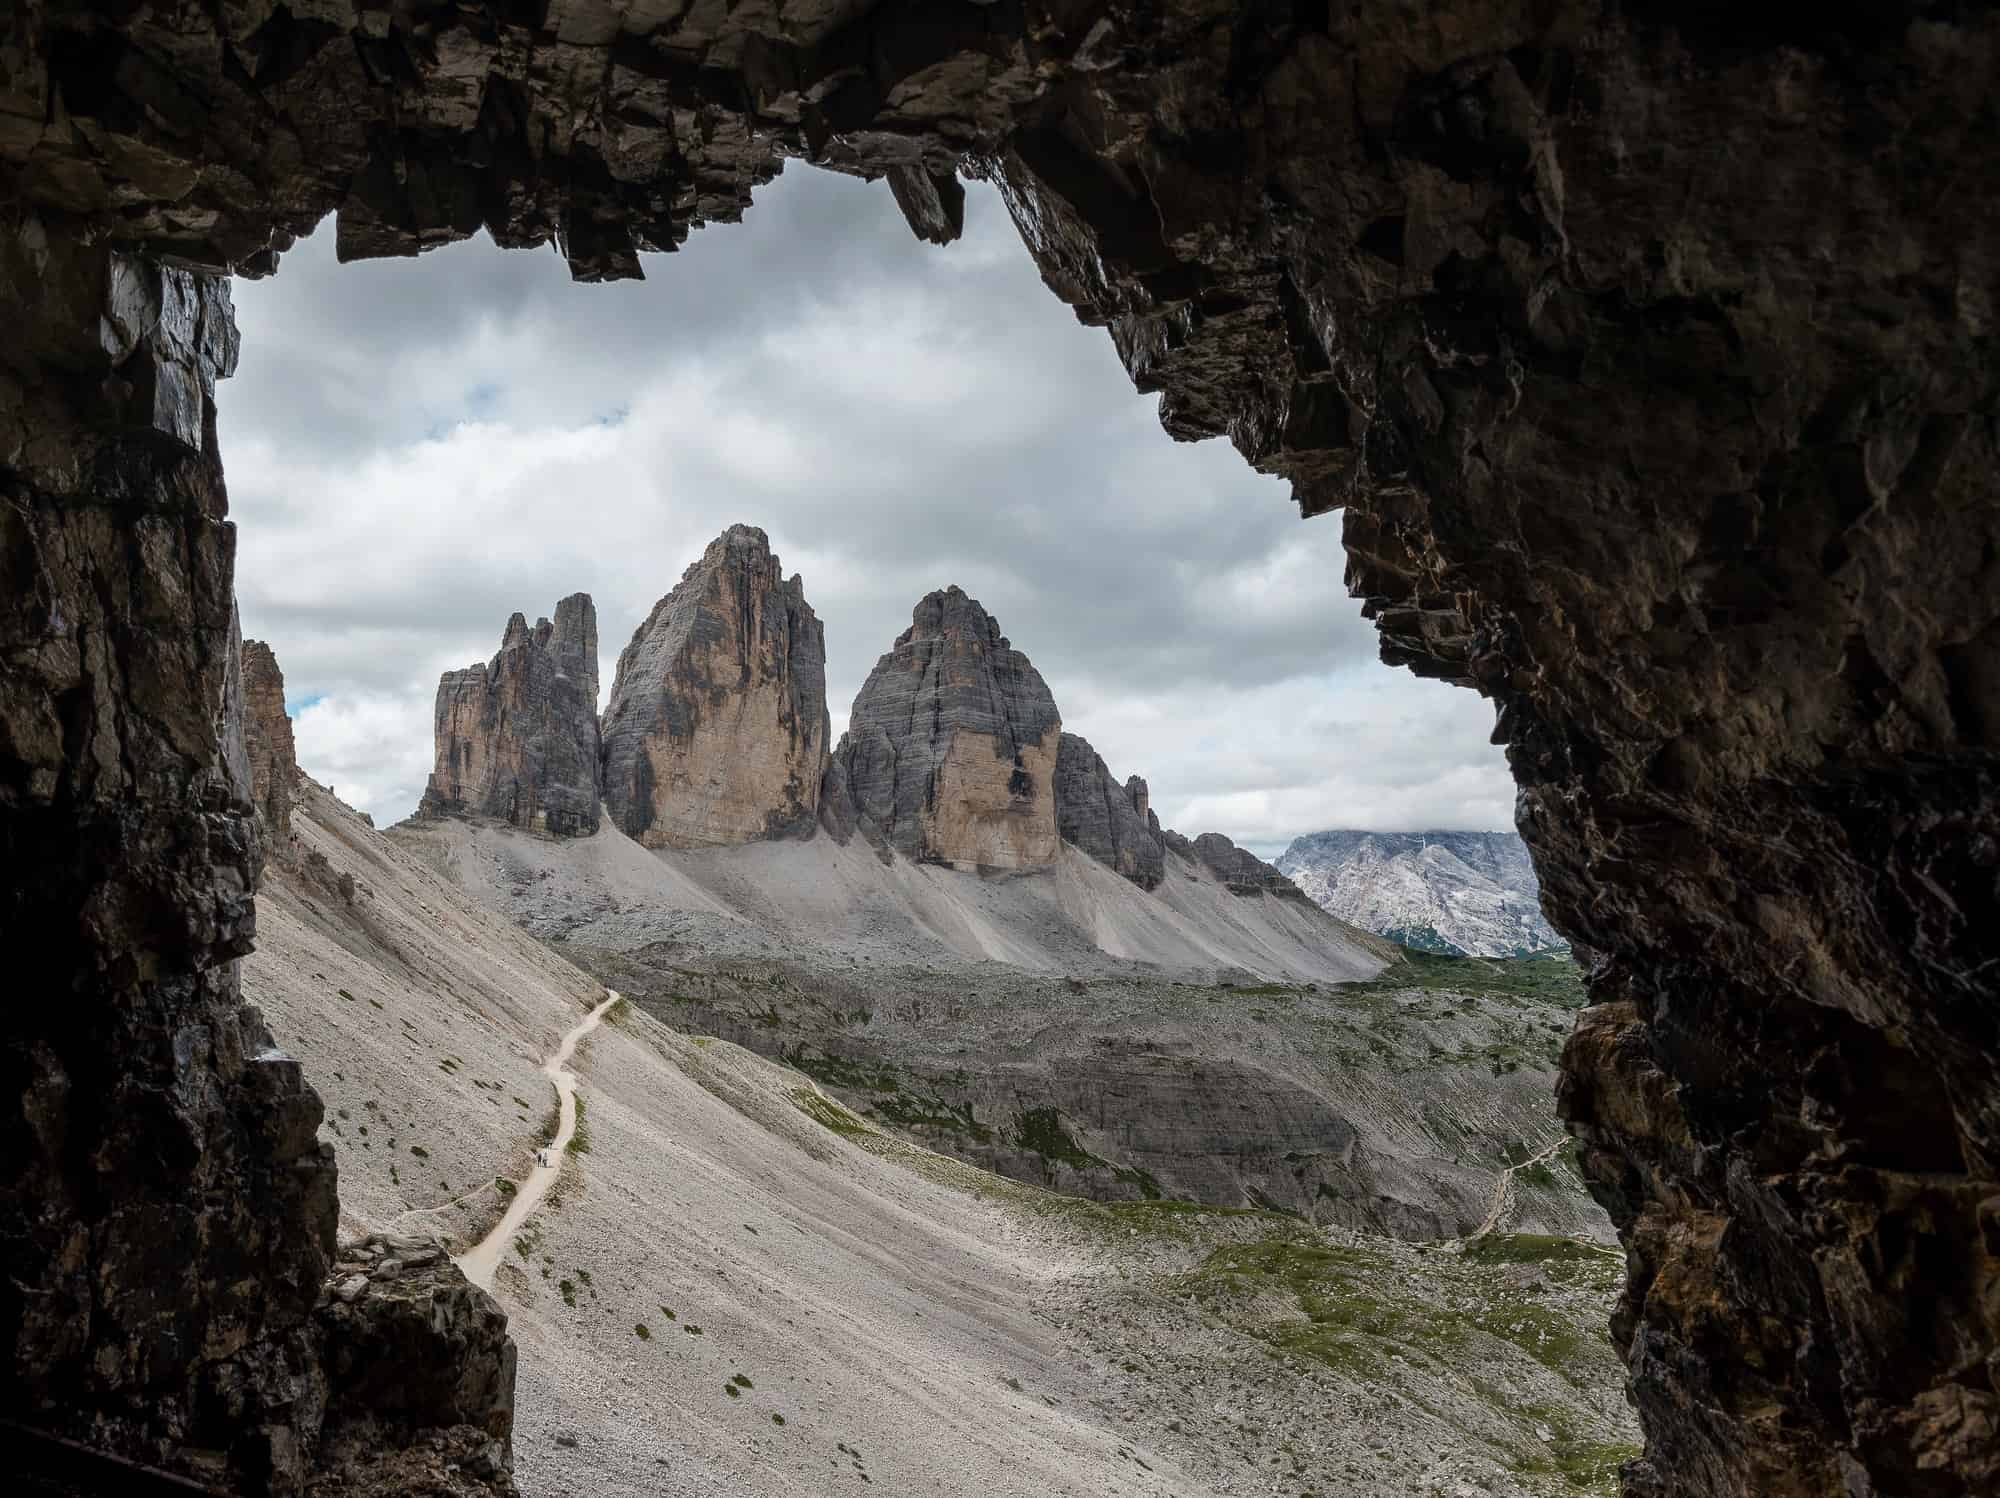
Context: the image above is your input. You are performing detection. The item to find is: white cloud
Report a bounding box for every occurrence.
[291,688,439,822]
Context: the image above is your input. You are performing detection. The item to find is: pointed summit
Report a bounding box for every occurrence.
[830,587,1062,868]
[420,592,601,836]
[600,525,830,848]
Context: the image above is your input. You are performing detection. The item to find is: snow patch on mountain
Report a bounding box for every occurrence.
[1274,830,1564,957]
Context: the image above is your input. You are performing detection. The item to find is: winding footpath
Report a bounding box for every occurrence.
[1467,1134,1566,1242]
[457,990,622,1290]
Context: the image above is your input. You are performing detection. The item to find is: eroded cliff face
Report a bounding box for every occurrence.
[835,587,1062,869]
[6,4,1999,1494]
[601,526,829,848]
[0,245,516,1494]
[243,639,298,846]
[1054,732,1165,889]
[421,594,602,837]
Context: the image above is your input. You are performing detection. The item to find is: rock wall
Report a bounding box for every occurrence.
[1054,732,1165,889]
[600,526,829,848]
[835,587,1062,869]
[1162,830,1313,904]
[243,639,298,846]
[6,4,2000,1494]
[420,595,602,837]
[0,230,514,1495]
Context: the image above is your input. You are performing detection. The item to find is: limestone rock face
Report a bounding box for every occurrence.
[421,595,601,838]
[1277,830,1560,957]
[1054,732,1164,889]
[836,588,1062,869]
[1163,830,1314,903]
[600,526,828,848]
[313,1234,519,1498]
[242,638,297,847]
[10,5,2000,1494]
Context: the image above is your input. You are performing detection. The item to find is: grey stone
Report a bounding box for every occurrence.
[1053,732,1164,889]
[832,587,1062,869]
[420,595,602,838]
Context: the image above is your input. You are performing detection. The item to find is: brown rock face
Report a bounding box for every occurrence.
[0,233,513,1496]
[600,526,829,848]
[421,595,602,837]
[7,6,2000,1495]
[834,588,1062,869]
[242,639,297,847]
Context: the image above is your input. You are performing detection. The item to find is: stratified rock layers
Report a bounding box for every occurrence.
[1055,732,1164,889]
[421,595,602,838]
[601,526,828,848]
[7,5,2000,1495]
[243,638,297,846]
[836,588,1061,869]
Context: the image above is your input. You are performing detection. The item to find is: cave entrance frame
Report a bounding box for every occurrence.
[4,6,1998,1496]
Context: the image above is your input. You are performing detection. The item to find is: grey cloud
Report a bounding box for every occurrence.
[223,166,1511,839]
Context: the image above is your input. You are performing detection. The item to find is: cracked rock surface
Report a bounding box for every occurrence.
[600,525,830,849]
[242,639,298,845]
[1054,732,1166,890]
[834,586,1063,869]
[312,1234,519,1498]
[421,594,603,838]
[4,4,1999,1494]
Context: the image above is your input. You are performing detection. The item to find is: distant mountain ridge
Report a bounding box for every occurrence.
[1275,829,1563,957]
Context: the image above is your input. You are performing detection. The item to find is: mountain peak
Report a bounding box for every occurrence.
[1275,828,1559,956]
[600,525,830,848]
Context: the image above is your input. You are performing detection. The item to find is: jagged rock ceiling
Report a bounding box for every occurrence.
[3,3,1996,1494]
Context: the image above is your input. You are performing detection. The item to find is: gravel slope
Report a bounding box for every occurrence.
[399,811,1394,984]
[247,780,1634,1496]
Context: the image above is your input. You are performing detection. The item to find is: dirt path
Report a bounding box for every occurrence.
[1467,1135,1567,1242]
[457,990,621,1290]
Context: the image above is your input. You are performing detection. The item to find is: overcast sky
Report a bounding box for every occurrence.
[219,164,1513,857]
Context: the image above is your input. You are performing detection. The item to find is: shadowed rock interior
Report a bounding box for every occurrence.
[2,4,1995,1493]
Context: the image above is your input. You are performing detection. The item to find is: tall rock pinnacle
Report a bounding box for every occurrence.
[240,638,297,847]
[420,593,601,836]
[832,587,1062,869]
[600,525,829,848]
[1054,733,1164,889]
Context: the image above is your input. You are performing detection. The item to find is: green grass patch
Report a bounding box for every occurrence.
[1013,1107,1097,1170]
[791,1088,873,1140]
[1340,949,1588,1010]
[1178,1233,1614,1381]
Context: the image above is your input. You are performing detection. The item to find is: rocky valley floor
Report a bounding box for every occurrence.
[245,782,1636,1495]
[399,812,1607,1242]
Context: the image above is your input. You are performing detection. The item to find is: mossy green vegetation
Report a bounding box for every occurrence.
[791,1088,872,1140]
[1180,1234,1616,1378]
[1013,1107,1097,1170]
[1174,1227,1630,1493]
[1345,948,1588,1008]
[1462,1233,1617,1269]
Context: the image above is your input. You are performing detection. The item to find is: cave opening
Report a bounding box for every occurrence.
[4,5,1997,1497]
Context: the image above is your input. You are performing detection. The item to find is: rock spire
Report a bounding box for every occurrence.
[420,594,602,837]
[241,638,297,847]
[600,526,829,848]
[832,587,1062,869]
[1054,732,1164,889]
